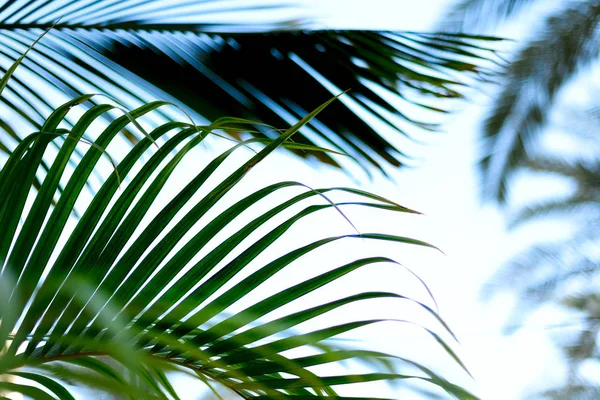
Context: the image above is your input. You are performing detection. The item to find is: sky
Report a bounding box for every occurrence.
[162,1,572,398]
[315,0,444,30]
[108,1,574,399]
[1,0,581,399]
[282,0,573,398]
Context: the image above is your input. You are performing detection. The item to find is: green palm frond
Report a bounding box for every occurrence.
[0,89,474,398]
[0,0,499,176]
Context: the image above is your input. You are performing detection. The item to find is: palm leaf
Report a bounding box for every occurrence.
[441,0,540,32]
[0,91,474,398]
[482,153,600,332]
[544,383,600,400]
[444,0,600,202]
[0,0,498,176]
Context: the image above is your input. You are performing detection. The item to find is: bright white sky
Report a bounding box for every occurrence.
[161,1,573,398]
[4,1,579,399]
[283,0,574,399]
[151,1,572,399]
[308,1,564,399]
[313,0,444,29]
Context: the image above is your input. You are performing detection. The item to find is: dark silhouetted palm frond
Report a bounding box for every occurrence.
[0,0,499,176]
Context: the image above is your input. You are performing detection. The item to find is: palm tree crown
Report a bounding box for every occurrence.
[443,0,600,202]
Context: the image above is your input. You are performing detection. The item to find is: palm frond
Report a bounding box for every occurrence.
[482,232,600,333]
[560,295,600,377]
[479,1,600,202]
[509,196,600,228]
[486,225,600,294]
[440,0,540,33]
[544,383,600,400]
[0,92,474,398]
[0,0,499,175]
[524,157,600,181]
[508,156,600,226]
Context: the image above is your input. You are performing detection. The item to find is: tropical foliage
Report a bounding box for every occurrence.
[0,0,499,176]
[0,36,475,398]
[481,117,600,396]
[485,155,600,323]
[442,0,600,202]
[443,1,600,396]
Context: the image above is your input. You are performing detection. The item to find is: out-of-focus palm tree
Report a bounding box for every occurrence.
[481,126,600,395]
[0,0,498,177]
[485,154,600,318]
[442,0,600,202]
[444,1,600,396]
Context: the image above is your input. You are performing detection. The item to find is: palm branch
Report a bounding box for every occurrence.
[442,0,600,202]
[0,0,499,177]
[507,157,600,227]
[441,0,539,32]
[0,74,475,398]
[543,383,600,400]
[482,153,600,325]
